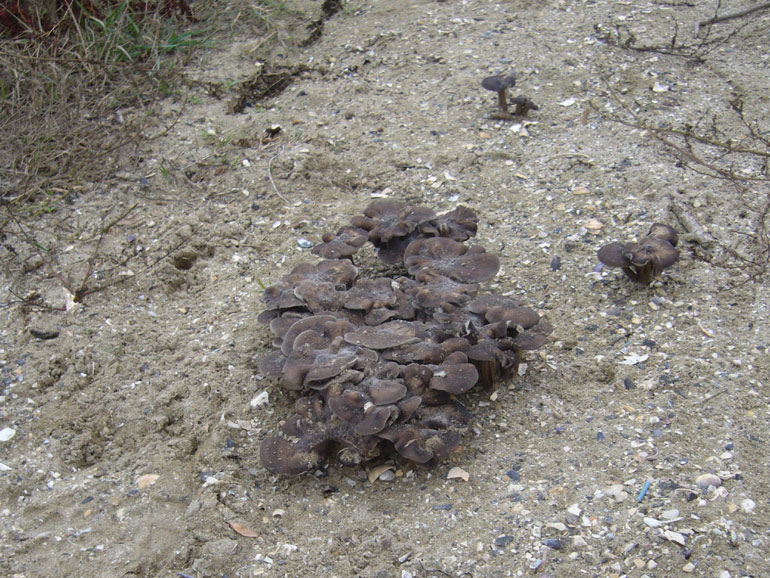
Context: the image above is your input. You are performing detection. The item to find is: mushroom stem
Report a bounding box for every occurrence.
[496,90,509,115]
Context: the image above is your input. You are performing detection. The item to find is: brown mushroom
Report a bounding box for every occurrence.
[482,74,516,116]
[404,238,500,284]
[647,222,679,246]
[510,95,539,117]
[351,201,436,253]
[598,223,680,284]
[260,393,382,475]
[418,206,479,241]
[343,320,428,350]
[311,226,369,260]
[258,202,554,474]
[407,269,480,309]
[428,353,479,394]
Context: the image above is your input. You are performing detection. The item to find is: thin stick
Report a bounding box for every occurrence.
[669,200,717,246]
[699,2,770,28]
[267,147,290,204]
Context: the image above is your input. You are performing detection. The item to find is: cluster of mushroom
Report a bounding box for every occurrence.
[597,223,680,284]
[482,74,539,119]
[258,201,552,475]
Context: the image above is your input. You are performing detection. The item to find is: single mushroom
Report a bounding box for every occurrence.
[482,74,516,116]
[510,95,539,116]
[597,223,680,284]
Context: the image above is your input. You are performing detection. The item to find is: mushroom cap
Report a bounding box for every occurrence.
[368,379,408,405]
[280,315,339,356]
[343,277,398,311]
[262,285,305,311]
[507,331,550,350]
[510,95,539,112]
[303,351,358,385]
[623,237,679,270]
[597,242,633,268]
[408,270,480,308]
[293,281,345,312]
[382,340,446,364]
[351,201,436,246]
[428,361,479,394]
[404,238,500,283]
[419,206,479,241]
[311,226,369,259]
[343,320,427,349]
[327,388,401,435]
[485,305,542,329]
[482,74,516,91]
[647,223,679,247]
[259,349,286,378]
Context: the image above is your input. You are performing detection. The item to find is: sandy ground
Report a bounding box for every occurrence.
[1,0,769,576]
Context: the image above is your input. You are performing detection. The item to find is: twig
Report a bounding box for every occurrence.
[3,203,76,297]
[73,203,139,302]
[669,200,716,245]
[267,147,291,204]
[699,2,770,29]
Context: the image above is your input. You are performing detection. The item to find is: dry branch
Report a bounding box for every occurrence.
[698,2,770,29]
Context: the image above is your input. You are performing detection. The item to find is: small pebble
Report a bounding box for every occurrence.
[506,468,521,481]
[567,504,582,516]
[740,498,756,513]
[662,509,680,520]
[493,535,514,547]
[664,529,686,546]
[542,538,563,550]
[297,238,313,248]
[696,473,722,490]
[643,517,662,528]
[0,428,16,442]
[682,562,696,573]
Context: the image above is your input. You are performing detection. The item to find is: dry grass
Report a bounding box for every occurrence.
[0,1,204,203]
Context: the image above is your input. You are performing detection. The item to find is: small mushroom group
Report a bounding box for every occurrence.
[258,202,552,475]
[597,223,680,284]
[482,73,539,118]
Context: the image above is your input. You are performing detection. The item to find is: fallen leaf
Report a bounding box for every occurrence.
[137,474,160,489]
[229,521,259,538]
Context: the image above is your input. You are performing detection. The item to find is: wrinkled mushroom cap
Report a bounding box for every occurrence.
[404,238,500,283]
[312,226,369,259]
[482,75,516,91]
[624,237,679,270]
[343,320,427,349]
